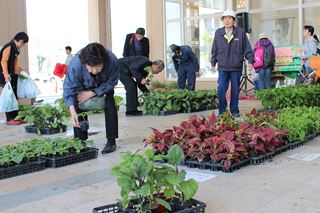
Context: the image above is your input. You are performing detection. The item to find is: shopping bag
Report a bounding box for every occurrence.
[250,70,259,81]
[17,71,41,98]
[0,82,19,112]
[53,63,68,78]
[79,96,106,111]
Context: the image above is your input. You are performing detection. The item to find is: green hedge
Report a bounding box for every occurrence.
[256,85,320,110]
[143,89,218,115]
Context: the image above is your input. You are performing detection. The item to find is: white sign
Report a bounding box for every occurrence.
[288,152,320,161]
[185,170,217,183]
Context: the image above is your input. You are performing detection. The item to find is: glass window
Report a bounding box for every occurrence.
[165,0,181,20]
[165,22,182,79]
[235,0,246,10]
[304,7,320,34]
[304,0,320,3]
[184,0,224,16]
[251,0,298,9]
[250,9,299,46]
[184,17,222,78]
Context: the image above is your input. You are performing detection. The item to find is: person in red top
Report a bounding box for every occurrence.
[0,32,29,125]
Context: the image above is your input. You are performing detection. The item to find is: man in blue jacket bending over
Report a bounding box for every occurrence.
[170,44,200,90]
[63,43,119,154]
[211,10,254,118]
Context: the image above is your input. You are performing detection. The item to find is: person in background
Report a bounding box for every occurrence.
[65,46,73,66]
[118,56,164,116]
[301,25,319,74]
[254,33,275,90]
[170,44,200,91]
[0,32,29,125]
[123,28,150,58]
[210,10,254,118]
[63,43,119,154]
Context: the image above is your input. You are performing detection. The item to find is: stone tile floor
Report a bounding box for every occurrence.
[1,100,320,213]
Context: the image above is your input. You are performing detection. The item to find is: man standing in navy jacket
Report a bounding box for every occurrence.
[63,43,119,154]
[170,44,200,90]
[211,10,254,117]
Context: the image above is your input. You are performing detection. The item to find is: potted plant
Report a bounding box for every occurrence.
[16,98,70,134]
[93,145,206,213]
[114,95,124,111]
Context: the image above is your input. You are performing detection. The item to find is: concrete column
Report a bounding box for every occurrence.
[146,0,165,82]
[0,0,28,70]
[88,0,108,46]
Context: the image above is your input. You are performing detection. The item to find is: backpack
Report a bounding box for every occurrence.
[253,43,264,70]
[263,47,274,68]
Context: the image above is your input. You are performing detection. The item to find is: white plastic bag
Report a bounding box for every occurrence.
[250,71,259,82]
[0,82,19,112]
[17,71,41,98]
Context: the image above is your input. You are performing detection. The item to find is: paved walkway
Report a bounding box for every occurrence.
[1,100,320,213]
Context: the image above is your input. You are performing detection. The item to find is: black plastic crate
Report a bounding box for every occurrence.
[147,111,177,116]
[206,104,217,110]
[0,159,45,180]
[40,147,98,168]
[288,140,304,150]
[305,134,315,142]
[275,144,290,155]
[206,161,222,172]
[25,125,67,135]
[186,160,201,169]
[220,159,250,173]
[92,198,206,213]
[250,152,274,165]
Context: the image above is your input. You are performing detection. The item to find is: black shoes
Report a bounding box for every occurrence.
[232,113,240,118]
[101,139,116,154]
[125,110,143,116]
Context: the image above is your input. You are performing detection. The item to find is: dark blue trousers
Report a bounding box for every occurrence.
[218,70,242,115]
[177,67,196,90]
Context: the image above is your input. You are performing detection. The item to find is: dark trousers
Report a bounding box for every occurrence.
[74,90,118,140]
[177,67,196,90]
[0,73,19,121]
[120,71,139,112]
[217,70,242,115]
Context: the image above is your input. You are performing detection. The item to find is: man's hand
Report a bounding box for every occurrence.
[4,74,11,83]
[196,72,200,77]
[210,66,216,71]
[69,105,80,128]
[77,91,95,104]
[140,78,147,85]
[248,64,253,70]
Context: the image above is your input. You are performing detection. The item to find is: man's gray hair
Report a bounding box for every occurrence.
[153,60,165,70]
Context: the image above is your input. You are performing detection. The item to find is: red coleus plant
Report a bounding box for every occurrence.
[241,123,288,156]
[209,130,248,169]
[245,108,278,128]
[144,128,179,154]
[144,111,288,170]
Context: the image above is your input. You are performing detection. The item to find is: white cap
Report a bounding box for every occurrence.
[259,33,268,39]
[221,10,236,21]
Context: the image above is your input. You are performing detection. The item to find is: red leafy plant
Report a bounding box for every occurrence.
[144,110,288,170]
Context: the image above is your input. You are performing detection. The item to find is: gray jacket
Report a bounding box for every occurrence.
[302,36,318,67]
[211,26,254,71]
